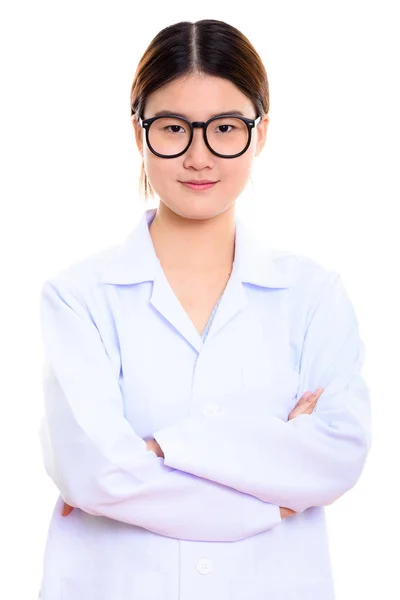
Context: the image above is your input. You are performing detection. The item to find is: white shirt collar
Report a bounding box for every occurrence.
[99,207,293,289]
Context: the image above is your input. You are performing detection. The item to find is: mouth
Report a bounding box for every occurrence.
[180,181,218,191]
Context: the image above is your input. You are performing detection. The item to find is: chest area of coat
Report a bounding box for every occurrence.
[114,285,300,437]
[161,267,231,336]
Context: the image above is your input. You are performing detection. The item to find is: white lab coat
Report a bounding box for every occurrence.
[38,207,372,600]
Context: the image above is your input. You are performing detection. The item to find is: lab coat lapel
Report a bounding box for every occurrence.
[150,251,248,352]
[149,261,204,353]
[99,207,293,354]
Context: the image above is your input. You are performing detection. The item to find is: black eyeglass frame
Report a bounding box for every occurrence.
[137,113,262,159]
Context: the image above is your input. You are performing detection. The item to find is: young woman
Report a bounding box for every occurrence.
[38,19,371,600]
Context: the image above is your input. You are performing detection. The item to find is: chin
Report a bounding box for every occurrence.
[179,203,235,222]
[160,200,222,221]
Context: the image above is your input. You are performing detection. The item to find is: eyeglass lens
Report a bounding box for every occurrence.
[147,117,249,157]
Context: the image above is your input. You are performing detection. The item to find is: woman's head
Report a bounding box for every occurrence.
[130,19,270,221]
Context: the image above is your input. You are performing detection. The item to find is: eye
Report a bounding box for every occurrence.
[164,125,186,134]
[215,124,234,134]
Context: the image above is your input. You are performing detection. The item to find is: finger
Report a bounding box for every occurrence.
[302,402,317,415]
[295,391,313,405]
[303,393,321,411]
[62,502,74,517]
[289,391,322,419]
[302,391,324,413]
[296,388,324,407]
[304,388,324,404]
[292,390,317,413]
[280,506,297,518]
[289,402,312,419]
[288,387,324,420]
[289,403,314,420]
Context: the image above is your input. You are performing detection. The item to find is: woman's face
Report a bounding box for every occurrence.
[132,73,269,220]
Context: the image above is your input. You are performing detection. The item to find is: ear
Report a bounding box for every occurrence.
[131,114,144,157]
[254,114,270,157]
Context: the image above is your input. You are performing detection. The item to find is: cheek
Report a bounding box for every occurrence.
[222,158,253,194]
[143,155,179,195]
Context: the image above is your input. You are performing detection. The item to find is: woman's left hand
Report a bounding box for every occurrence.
[61,439,164,516]
[62,501,74,516]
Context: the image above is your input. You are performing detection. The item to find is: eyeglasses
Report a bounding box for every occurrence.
[137,113,262,159]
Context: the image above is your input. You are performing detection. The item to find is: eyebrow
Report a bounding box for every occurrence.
[152,109,246,119]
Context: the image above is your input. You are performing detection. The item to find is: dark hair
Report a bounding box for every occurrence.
[130,19,270,202]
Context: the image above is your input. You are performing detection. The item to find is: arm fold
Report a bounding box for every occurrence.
[39,277,282,542]
[154,272,372,513]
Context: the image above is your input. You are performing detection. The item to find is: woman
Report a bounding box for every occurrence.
[38,19,371,600]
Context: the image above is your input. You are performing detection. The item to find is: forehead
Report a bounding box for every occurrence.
[144,73,254,119]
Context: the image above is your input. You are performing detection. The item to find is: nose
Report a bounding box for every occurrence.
[183,127,214,165]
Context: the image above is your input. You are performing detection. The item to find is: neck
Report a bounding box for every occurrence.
[149,203,236,272]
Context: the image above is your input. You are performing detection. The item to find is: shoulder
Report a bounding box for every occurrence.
[265,248,350,335]
[266,246,342,313]
[41,242,121,298]
[243,219,338,291]
[275,248,339,285]
[261,240,339,288]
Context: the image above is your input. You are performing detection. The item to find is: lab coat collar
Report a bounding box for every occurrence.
[99,207,292,289]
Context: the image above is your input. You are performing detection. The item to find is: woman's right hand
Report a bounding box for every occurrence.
[287,387,324,422]
[279,387,324,519]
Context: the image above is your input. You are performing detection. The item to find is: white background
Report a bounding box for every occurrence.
[1,1,398,598]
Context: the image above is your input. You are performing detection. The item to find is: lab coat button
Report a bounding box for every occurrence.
[202,402,220,417]
[197,558,213,574]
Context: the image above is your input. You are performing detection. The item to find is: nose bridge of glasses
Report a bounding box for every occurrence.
[188,121,209,149]
[192,121,207,129]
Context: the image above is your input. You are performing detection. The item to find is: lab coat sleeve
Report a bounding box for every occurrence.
[153,271,372,513]
[38,277,283,542]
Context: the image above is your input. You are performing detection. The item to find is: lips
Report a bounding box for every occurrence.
[183,180,217,184]
[180,181,218,191]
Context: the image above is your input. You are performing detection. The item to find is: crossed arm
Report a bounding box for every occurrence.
[146,387,323,519]
[41,270,371,539]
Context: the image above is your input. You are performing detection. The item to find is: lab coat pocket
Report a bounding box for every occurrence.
[61,572,167,600]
